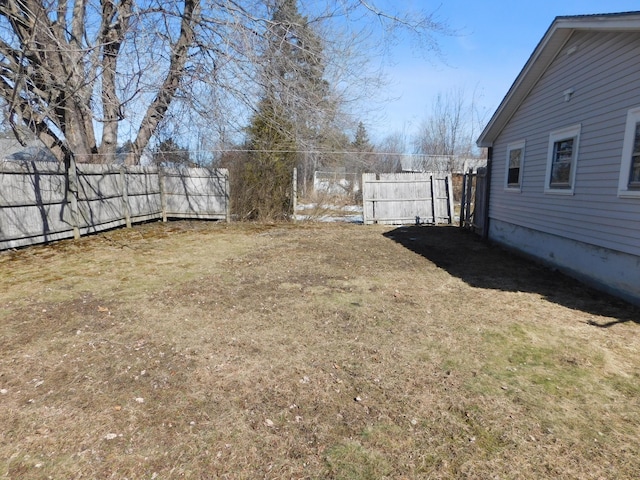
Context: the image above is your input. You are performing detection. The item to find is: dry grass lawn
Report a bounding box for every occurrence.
[1,221,639,479]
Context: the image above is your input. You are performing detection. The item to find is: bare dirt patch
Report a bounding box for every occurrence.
[1,221,639,479]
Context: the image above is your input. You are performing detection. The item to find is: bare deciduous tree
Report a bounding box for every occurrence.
[413,87,487,172]
[0,0,198,164]
[0,1,450,166]
[375,130,407,173]
[415,89,469,155]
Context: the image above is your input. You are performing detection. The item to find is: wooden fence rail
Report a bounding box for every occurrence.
[0,160,229,250]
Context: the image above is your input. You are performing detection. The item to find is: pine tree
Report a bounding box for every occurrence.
[352,122,373,152]
[349,121,379,173]
[153,138,191,167]
[239,0,333,219]
[242,97,297,220]
[264,0,333,145]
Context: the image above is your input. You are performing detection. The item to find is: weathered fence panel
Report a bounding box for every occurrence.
[460,167,487,236]
[473,167,487,236]
[126,166,163,224]
[0,161,72,248]
[162,167,229,220]
[76,164,129,234]
[0,160,229,250]
[362,172,454,225]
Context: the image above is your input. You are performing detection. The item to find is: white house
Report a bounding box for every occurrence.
[476,12,640,306]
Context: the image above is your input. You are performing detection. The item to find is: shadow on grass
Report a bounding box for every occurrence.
[383,225,640,327]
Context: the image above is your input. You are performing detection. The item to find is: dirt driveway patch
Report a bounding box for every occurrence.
[1,221,639,478]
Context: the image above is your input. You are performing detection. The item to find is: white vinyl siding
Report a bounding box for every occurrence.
[488,30,640,257]
[505,141,525,190]
[618,106,640,197]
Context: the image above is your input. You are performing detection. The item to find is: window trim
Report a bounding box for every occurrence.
[618,106,640,198]
[504,140,525,192]
[544,124,581,195]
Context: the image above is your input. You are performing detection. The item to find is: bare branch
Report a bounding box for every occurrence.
[0,0,450,169]
[128,0,198,164]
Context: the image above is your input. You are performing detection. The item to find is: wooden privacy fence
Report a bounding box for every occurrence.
[0,160,229,250]
[460,167,487,236]
[362,172,454,225]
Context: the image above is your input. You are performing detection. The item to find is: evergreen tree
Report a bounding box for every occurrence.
[153,138,191,167]
[239,0,334,219]
[352,121,373,152]
[266,0,331,143]
[242,97,297,220]
[347,121,378,173]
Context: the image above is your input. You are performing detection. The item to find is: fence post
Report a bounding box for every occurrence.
[66,154,81,239]
[120,166,132,228]
[460,172,468,228]
[361,173,370,224]
[429,175,436,224]
[292,167,297,222]
[159,167,168,222]
[445,174,454,225]
[464,168,474,229]
[225,171,231,223]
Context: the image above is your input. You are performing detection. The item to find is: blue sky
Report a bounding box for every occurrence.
[371,0,640,144]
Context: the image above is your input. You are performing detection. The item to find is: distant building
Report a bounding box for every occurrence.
[313,170,360,195]
[0,131,56,162]
[0,130,154,165]
[400,155,485,173]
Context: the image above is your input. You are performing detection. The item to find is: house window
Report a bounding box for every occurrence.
[629,124,640,186]
[550,139,573,185]
[505,140,525,190]
[545,124,581,195]
[618,106,640,197]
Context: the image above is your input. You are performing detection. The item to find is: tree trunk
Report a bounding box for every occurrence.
[99,0,132,164]
[129,0,198,166]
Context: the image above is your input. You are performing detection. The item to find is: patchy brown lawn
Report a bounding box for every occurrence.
[1,221,639,479]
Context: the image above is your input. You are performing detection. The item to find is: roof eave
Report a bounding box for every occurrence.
[476,12,640,148]
[476,23,573,148]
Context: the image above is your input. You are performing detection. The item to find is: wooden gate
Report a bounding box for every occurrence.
[362,172,454,225]
[460,167,487,236]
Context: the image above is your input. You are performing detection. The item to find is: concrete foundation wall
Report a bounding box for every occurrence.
[489,218,640,306]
